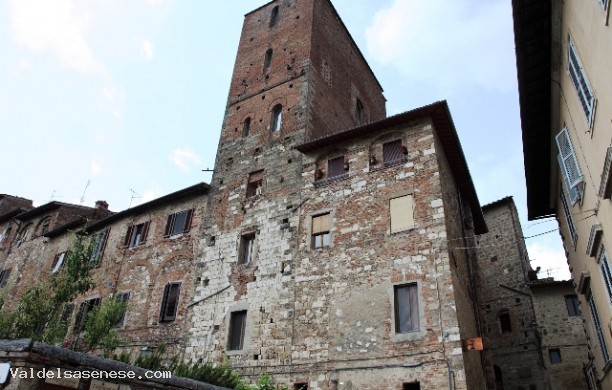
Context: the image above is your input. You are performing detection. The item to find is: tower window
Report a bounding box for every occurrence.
[271,104,282,132]
[356,98,365,125]
[270,6,279,27]
[239,233,256,265]
[247,170,264,197]
[311,213,331,248]
[499,310,512,333]
[243,117,251,137]
[264,48,273,72]
[228,310,247,350]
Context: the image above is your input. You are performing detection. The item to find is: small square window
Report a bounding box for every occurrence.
[228,310,247,350]
[390,195,415,233]
[549,348,562,364]
[327,156,346,180]
[394,284,420,333]
[565,295,581,316]
[164,209,194,237]
[159,282,181,322]
[239,233,256,265]
[124,222,150,248]
[311,213,331,248]
[383,139,403,165]
[51,251,67,273]
[247,170,264,198]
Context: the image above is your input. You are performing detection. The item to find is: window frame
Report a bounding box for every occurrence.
[228,310,247,351]
[73,297,101,334]
[124,221,150,248]
[269,6,279,27]
[264,48,273,72]
[549,348,562,364]
[499,310,512,333]
[311,213,331,249]
[567,36,596,127]
[564,295,581,317]
[164,209,194,237]
[326,156,347,181]
[51,251,67,274]
[113,291,130,328]
[90,228,110,266]
[560,189,578,246]
[556,127,584,205]
[587,291,610,364]
[271,104,282,132]
[356,98,365,125]
[246,170,264,198]
[394,283,420,334]
[239,233,256,265]
[382,139,404,166]
[598,248,612,305]
[16,223,32,246]
[159,282,181,323]
[243,117,251,137]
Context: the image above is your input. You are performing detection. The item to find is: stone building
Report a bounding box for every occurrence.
[513,0,612,387]
[186,0,489,389]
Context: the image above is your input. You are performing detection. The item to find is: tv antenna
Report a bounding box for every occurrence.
[128,188,142,209]
[80,179,91,205]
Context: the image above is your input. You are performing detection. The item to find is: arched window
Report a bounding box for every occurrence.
[269,6,279,27]
[271,104,282,132]
[264,49,273,72]
[243,117,251,137]
[38,216,51,235]
[16,223,32,246]
[356,98,365,125]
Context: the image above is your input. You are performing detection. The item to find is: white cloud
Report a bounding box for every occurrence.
[365,0,515,94]
[9,0,105,74]
[90,160,102,175]
[527,242,571,281]
[103,86,117,101]
[170,148,201,172]
[140,39,154,61]
[19,58,32,69]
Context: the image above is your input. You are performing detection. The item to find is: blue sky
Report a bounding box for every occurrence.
[0,0,569,279]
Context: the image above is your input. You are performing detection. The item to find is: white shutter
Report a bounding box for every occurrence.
[556,127,583,205]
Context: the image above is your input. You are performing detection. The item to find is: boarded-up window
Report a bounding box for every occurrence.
[390,195,414,233]
[159,282,181,322]
[327,156,345,180]
[383,139,403,165]
[312,213,331,248]
[228,310,247,350]
[394,284,419,333]
[164,209,194,237]
[247,170,264,198]
[124,222,150,248]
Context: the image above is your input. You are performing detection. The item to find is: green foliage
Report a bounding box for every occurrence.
[134,343,167,371]
[237,373,290,390]
[80,295,127,357]
[0,236,95,344]
[170,360,243,389]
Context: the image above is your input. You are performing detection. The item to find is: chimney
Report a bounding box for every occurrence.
[95,200,109,211]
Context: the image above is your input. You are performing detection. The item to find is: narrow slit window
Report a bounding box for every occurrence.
[269,6,279,27]
[271,104,282,132]
[499,311,512,333]
[264,48,273,72]
[243,117,251,137]
[356,98,365,125]
[51,251,67,273]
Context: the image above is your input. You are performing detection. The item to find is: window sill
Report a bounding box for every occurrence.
[314,173,349,187]
[369,157,408,172]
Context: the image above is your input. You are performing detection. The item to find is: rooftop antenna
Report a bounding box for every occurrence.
[128,188,142,209]
[80,179,91,205]
[49,190,57,202]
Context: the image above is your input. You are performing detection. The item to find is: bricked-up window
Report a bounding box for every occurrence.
[90,228,109,266]
[390,195,415,233]
[403,383,421,390]
[247,170,264,198]
[228,310,247,350]
[549,348,562,364]
[269,6,279,27]
[51,251,67,273]
[74,297,101,333]
[159,282,181,322]
[327,156,346,180]
[271,104,282,132]
[164,209,194,237]
[499,310,512,333]
[243,117,251,137]
[113,292,130,328]
[124,221,150,248]
[356,98,365,125]
[383,139,403,165]
[394,283,419,333]
[565,295,581,316]
[0,269,11,288]
[239,233,256,265]
[312,213,331,248]
[264,48,273,72]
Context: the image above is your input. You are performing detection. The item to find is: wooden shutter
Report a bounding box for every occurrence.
[140,222,150,244]
[394,284,419,333]
[184,209,194,233]
[390,195,414,233]
[164,214,175,237]
[327,157,345,179]
[124,226,133,247]
[312,214,330,234]
[97,228,109,265]
[383,140,402,164]
[160,283,181,322]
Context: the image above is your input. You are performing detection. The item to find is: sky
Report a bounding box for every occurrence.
[0,0,569,280]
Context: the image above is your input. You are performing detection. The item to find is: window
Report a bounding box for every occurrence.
[123,221,150,248]
[0,223,12,246]
[294,384,308,390]
[271,104,282,132]
[587,291,610,363]
[39,217,51,235]
[327,156,346,180]
[598,0,610,11]
[159,282,181,322]
[239,233,256,265]
[394,284,419,333]
[269,6,279,27]
[264,48,273,72]
[51,251,67,273]
[565,295,581,316]
[556,127,584,205]
[0,269,11,288]
[383,139,404,165]
[549,348,562,364]
[60,303,74,324]
[311,213,330,248]
[356,98,364,125]
[390,195,415,233]
[499,311,512,333]
[568,37,595,127]
[598,147,612,199]
[243,117,251,137]
[247,170,264,198]
[560,189,578,246]
[228,310,247,350]
[114,292,130,328]
[90,228,109,266]
[599,248,612,304]
[16,223,31,246]
[164,209,194,237]
[74,297,101,333]
[403,383,421,390]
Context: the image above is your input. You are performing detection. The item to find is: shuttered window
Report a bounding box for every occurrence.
[247,170,264,197]
[568,37,595,127]
[560,189,578,246]
[327,156,345,180]
[164,209,194,237]
[312,213,331,248]
[556,127,583,205]
[159,282,181,322]
[228,310,247,350]
[588,292,610,363]
[394,284,419,333]
[90,228,109,266]
[383,139,403,165]
[390,195,415,233]
[599,249,612,305]
[124,222,150,248]
[73,297,101,333]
